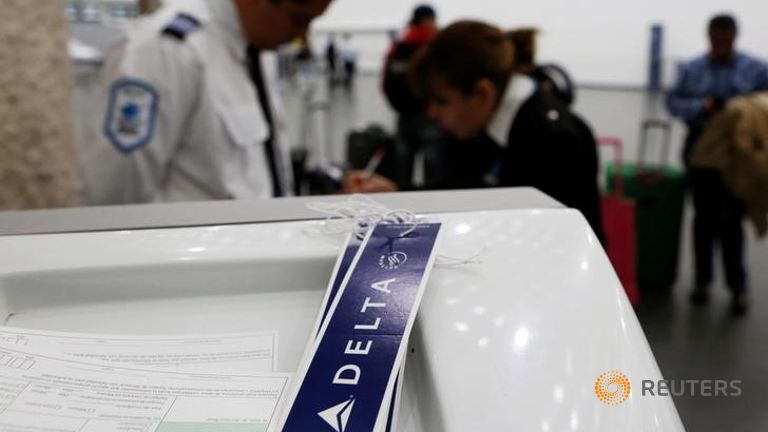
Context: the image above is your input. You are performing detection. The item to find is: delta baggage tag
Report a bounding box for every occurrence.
[311,234,406,432]
[279,223,441,432]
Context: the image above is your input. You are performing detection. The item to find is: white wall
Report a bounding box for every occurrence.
[313,0,768,87]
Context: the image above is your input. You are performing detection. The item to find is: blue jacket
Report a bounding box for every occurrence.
[667,52,768,129]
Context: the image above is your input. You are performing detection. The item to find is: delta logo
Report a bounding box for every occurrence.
[318,397,355,432]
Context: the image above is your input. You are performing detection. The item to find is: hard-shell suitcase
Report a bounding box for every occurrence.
[599,137,640,306]
[606,120,686,293]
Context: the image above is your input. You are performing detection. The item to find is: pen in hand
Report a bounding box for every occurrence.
[361,148,387,180]
[343,148,397,193]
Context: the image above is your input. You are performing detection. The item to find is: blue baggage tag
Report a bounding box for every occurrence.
[280,223,441,432]
[314,235,364,338]
[312,234,403,432]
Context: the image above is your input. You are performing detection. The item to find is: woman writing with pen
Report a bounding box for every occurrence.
[346,21,603,240]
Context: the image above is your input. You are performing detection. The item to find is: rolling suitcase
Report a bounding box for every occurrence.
[606,120,686,293]
[599,137,640,307]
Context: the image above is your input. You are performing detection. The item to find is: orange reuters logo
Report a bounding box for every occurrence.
[595,371,632,405]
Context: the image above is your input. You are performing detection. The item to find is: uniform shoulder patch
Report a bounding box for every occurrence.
[103,78,159,154]
[161,13,202,41]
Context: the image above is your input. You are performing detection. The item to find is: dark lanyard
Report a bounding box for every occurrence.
[246,46,285,197]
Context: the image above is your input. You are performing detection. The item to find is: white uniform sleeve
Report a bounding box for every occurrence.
[82,33,201,205]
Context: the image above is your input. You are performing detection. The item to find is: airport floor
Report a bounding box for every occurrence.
[279,74,768,432]
[637,213,768,432]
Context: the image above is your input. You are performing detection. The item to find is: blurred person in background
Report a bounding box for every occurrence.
[667,14,768,315]
[82,0,393,205]
[409,20,604,240]
[295,37,315,77]
[508,28,576,106]
[382,4,446,189]
[325,33,339,84]
[338,33,358,88]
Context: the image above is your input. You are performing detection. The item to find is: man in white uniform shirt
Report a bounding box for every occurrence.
[83,0,394,204]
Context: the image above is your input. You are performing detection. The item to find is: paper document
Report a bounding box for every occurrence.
[0,346,289,432]
[0,327,277,373]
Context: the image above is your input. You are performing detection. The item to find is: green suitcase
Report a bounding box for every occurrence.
[606,120,686,292]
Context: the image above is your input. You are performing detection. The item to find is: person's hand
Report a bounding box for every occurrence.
[702,97,726,114]
[702,97,716,114]
[341,171,398,194]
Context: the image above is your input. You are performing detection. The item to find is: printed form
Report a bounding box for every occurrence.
[0,327,288,431]
[0,347,289,432]
[0,327,278,373]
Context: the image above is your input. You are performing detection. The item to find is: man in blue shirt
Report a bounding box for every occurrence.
[667,14,768,315]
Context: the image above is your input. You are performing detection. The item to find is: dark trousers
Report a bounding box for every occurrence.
[684,129,748,293]
[343,61,356,87]
[689,167,748,293]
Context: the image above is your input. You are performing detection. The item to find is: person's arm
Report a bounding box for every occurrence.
[666,64,711,122]
[82,37,200,204]
[756,61,768,92]
[380,42,397,92]
[341,172,398,194]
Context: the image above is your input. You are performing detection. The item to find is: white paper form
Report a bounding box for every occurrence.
[0,347,289,432]
[0,327,277,373]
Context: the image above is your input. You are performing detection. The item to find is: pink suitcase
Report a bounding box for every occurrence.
[599,137,640,307]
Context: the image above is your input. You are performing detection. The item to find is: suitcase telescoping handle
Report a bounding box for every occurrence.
[597,136,625,198]
[638,119,672,169]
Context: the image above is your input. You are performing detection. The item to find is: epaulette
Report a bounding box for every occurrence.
[161,13,201,41]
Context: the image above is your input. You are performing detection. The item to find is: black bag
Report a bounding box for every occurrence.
[382,42,425,115]
[347,124,397,180]
[531,63,576,107]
